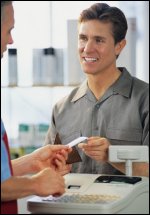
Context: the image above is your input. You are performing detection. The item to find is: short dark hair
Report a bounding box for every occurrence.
[1,1,12,20]
[78,3,128,44]
[1,1,12,8]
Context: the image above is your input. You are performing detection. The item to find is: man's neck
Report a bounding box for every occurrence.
[87,68,121,100]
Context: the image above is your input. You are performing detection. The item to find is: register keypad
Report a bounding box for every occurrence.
[42,194,120,204]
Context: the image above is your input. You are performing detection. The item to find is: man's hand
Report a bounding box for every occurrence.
[52,150,72,175]
[30,145,72,173]
[78,136,110,162]
[1,167,66,201]
[31,167,66,197]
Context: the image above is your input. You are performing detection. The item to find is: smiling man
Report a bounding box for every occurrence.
[45,3,149,177]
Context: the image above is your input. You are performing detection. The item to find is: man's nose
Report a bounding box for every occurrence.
[84,40,95,53]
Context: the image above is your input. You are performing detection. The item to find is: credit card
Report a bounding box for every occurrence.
[67,137,88,148]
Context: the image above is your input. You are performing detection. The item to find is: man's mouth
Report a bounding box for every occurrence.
[83,57,98,62]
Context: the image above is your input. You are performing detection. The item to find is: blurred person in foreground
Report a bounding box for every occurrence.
[1,2,71,214]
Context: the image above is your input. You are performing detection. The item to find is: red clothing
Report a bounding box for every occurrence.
[1,132,18,214]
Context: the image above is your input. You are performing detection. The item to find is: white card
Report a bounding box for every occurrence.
[67,137,88,148]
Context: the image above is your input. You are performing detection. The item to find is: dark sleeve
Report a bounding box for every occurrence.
[141,89,149,146]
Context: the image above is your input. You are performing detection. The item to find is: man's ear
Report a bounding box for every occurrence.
[115,39,126,56]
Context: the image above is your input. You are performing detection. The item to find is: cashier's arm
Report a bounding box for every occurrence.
[78,137,149,177]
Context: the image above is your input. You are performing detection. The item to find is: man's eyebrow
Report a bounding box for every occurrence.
[79,34,106,40]
[78,33,86,37]
[94,36,106,40]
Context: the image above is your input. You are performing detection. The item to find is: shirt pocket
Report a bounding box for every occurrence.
[106,128,142,145]
[60,130,81,145]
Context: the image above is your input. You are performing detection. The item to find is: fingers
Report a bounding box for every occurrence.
[56,164,72,176]
[78,137,109,149]
[33,167,66,197]
[50,146,72,162]
[36,145,71,161]
[78,137,110,162]
[51,148,72,174]
[50,145,70,152]
[88,137,108,147]
[54,156,65,169]
[54,148,71,165]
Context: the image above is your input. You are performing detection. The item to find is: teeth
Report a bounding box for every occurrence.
[84,57,97,62]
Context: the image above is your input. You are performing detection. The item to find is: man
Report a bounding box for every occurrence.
[45,3,149,177]
[1,2,71,214]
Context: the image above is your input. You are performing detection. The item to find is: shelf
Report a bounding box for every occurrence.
[1,84,79,88]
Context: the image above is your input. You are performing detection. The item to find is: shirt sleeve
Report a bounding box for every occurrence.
[1,138,11,182]
[142,112,149,146]
[141,88,149,146]
[44,108,57,145]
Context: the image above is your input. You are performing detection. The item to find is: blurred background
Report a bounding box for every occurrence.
[1,1,149,213]
[1,1,149,158]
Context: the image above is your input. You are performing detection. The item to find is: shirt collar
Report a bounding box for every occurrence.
[71,80,88,102]
[71,67,133,102]
[112,67,132,98]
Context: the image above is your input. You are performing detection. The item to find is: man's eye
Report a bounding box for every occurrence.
[79,36,87,41]
[96,38,104,43]
[8,29,12,35]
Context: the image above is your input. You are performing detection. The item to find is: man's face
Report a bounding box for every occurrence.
[1,4,14,58]
[78,20,122,75]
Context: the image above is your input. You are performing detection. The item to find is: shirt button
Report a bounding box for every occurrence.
[95,104,100,109]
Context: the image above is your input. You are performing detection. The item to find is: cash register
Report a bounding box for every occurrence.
[27,145,149,214]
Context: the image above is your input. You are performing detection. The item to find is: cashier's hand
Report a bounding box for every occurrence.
[78,137,110,162]
[32,167,66,197]
[30,145,72,174]
[52,149,72,176]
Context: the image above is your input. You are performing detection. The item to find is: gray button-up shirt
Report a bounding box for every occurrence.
[45,68,149,174]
